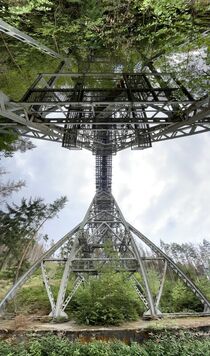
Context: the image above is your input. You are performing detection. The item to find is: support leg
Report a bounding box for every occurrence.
[131,235,161,318]
[53,238,79,319]
[155,260,167,310]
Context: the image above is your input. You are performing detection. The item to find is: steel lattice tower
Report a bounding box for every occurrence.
[0,19,210,319]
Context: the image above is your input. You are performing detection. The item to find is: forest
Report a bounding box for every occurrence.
[0,0,210,354]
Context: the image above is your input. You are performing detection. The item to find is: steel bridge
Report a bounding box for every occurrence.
[0,19,210,319]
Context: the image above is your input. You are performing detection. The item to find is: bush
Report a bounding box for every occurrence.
[171,280,203,312]
[0,333,210,356]
[0,337,139,356]
[7,284,51,315]
[70,272,144,325]
[138,331,210,356]
[159,276,210,313]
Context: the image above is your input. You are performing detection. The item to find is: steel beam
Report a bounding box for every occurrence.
[1,68,210,321]
[0,19,63,59]
[155,260,167,309]
[61,275,84,312]
[53,238,80,319]
[112,195,160,317]
[41,262,56,313]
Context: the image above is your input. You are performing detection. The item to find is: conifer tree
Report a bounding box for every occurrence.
[0,196,67,276]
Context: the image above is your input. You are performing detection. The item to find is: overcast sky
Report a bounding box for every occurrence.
[2,131,210,247]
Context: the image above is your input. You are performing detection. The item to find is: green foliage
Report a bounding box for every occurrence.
[138,331,210,356]
[0,196,67,273]
[71,272,143,325]
[0,0,209,104]
[0,131,17,152]
[8,0,53,15]
[159,275,210,313]
[160,239,210,280]
[1,0,209,59]
[0,44,58,100]
[2,267,76,313]
[7,283,51,314]
[171,280,203,312]
[0,333,210,356]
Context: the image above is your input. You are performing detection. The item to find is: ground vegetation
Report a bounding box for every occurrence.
[0,332,210,356]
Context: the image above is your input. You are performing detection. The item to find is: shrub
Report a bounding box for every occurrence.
[0,333,210,356]
[171,280,203,312]
[71,272,144,325]
[137,331,210,356]
[159,276,210,313]
[7,284,51,315]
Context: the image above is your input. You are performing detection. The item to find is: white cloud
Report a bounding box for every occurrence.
[113,133,210,244]
[2,132,210,246]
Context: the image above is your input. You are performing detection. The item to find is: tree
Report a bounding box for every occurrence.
[0,134,35,157]
[0,196,67,277]
[0,167,25,203]
[0,132,35,201]
[160,239,210,279]
[0,0,209,102]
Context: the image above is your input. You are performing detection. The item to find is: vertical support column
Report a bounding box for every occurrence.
[95,154,112,193]
[155,260,167,309]
[53,238,79,319]
[128,223,210,313]
[41,262,56,314]
[130,236,161,318]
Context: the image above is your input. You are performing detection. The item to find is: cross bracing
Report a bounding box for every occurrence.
[0,72,209,153]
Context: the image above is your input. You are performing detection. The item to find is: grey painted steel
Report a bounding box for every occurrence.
[0,72,209,152]
[1,192,210,316]
[155,260,167,309]
[41,262,56,313]
[54,238,80,318]
[0,223,81,312]
[128,223,210,312]
[62,275,84,312]
[0,19,63,59]
[52,195,97,318]
[38,189,161,319]
[1,66,210,319]
[0,92,63,141]
[112,196,158,317]
[131,275,149,308]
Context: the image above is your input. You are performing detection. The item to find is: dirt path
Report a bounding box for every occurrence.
[0,316,210,332]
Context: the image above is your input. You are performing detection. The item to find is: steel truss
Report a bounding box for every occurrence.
[0,71,209,152]
[0,61,210,320]
[0,190,209,318]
